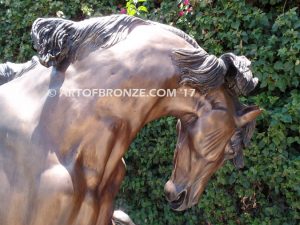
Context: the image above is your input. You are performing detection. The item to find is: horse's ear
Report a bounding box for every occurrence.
[235,105,262,127]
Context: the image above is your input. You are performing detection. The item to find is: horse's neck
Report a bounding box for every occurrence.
[138,86,204,124]
[133,86,227,137]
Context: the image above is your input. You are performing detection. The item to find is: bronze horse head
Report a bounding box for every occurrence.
[164,50,261,211]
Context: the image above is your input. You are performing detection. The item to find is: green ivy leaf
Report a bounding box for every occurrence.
[274,61,283,71]
[138,6,148,13]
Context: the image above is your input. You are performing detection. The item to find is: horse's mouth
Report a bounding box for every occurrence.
[170,190,187,211]
[169,178,206,211]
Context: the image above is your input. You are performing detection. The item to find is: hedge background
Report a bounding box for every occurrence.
[0,0,299,224]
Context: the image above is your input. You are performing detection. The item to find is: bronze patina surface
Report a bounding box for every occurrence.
[0,14,261,225]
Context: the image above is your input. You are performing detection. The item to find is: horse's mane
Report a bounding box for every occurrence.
[0,56,39,85]
[31,15,149,67]
[31,14,201,68]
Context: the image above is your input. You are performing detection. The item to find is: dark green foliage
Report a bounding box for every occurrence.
[0,0,299,224]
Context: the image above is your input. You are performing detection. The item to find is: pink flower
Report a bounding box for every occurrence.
[178,11,185,17]
[120,8,127,14]
[183,0,189,6]
[187,7,193,12]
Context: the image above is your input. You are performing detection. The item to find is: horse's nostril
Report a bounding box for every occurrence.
[164,180,177,202]
[164,180,186,202]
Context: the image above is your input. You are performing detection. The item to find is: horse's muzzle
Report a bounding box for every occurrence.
[164,180,187,211]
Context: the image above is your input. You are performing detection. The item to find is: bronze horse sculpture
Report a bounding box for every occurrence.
[0,14,261,225]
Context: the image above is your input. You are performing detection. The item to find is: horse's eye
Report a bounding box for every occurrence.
[212,102,227,111]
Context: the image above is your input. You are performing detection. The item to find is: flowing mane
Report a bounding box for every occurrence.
[31,14,201,68]
[31,15,149,67]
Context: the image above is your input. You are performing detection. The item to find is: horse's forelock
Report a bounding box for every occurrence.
[220,53,258,96]
[172,49,258,97]
[171,48,227,94]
